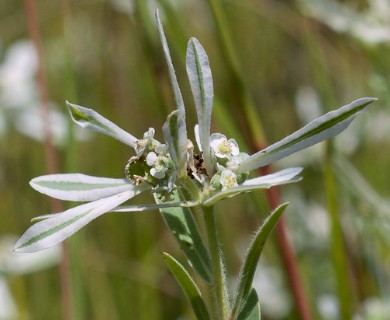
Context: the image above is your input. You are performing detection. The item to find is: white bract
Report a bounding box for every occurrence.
[14,12,376,253]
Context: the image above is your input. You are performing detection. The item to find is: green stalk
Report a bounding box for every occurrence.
[325,141,353,319]
[205,1,312,318]
[203,205,230,320]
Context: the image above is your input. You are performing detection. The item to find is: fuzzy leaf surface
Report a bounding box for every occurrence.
[163,252,210,320]
[232,203,288,319]
[237,289,261,320]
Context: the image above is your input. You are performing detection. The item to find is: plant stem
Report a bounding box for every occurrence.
[325,141,353,319]
[23,1,74,319]
[203,206,230,320]
[261,165,312,320]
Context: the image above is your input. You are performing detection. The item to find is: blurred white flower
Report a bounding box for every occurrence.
[298,0,390,44]
[295,86,323,124]
[354,297,390,320]
[318,294,339,320]
[0,40,37,108]
[253,261,291,319]
[0,277,17,320]
[0,235,60,275]
[0,40,90,145]
[0,235,60,320]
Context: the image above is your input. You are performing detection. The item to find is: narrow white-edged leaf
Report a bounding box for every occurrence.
[237,97,377,173]
[243,167,303,186]
[111,200,201,212]
[233,203,288,319]
[163,110,188,177]
[155,10,186,116]
[163,252,211,320]
[67,101,137,149]
[186,38,214,173]
[203,168,302,206]
[14,186,148,253]
[30,174,132,201]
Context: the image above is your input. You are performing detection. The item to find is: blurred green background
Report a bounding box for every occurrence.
[1,0,390,319]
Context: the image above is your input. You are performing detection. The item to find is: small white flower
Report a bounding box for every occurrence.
[210,133,239,159]
[220,169,238,191]
[146,151,170,179]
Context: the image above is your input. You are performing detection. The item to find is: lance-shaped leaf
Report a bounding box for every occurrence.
[186,37,214,173]
[202,168,302,207]
[237,97,377,173]
[14,186,147,253]
[163,110,188,178]
[163,252,210,320]
[237,289,261,320]
[242,167,303,186]
[67,101,138,149]
[155,192,212,283]
[155,10,186,117]
[30,174,132,202]
[231,203,289,319]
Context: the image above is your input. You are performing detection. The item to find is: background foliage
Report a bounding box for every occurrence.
[1,0,389,319]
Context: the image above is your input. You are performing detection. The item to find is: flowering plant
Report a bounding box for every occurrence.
[15,11,376,320]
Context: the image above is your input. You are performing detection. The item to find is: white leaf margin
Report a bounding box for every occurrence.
[237,97,377,173]
[14,186,148,253]
[186,37,214,174]
[67,101,138,149]
[30,174,133,202]
[203,167,303,206]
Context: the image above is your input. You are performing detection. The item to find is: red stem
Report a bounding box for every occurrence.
[23,1,74,319]
[260,165,312,320]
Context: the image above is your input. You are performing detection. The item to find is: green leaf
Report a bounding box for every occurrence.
[67,101,138,149]
[237,289,261,320]
[231,203,289,319]
[154,191,212,283]
[14,187,148,252]
[162,110,188,178]
[186,37,214,174]
[155,10,186,117]
[163,252,210,320]
[237,97,376,173]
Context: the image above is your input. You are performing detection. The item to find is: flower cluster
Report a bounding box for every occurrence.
[14,11,375,253]
[125,128,174,188]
